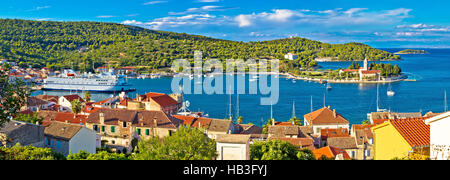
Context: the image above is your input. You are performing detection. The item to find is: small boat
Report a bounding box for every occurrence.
[326,83,332,91]
[387,84,395,96]
[292,79,296,83]
[387,90,395,96]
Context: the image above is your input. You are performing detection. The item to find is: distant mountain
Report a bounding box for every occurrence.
[0,19,400,71]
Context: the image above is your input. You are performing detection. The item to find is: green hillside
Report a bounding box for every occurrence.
[0,19,400,72]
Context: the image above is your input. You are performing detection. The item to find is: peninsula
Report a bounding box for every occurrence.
[395,49,429,54]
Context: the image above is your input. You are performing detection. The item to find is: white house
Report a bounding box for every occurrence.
[284,53,298,60]
[216,134,251,160]
[44,122,97,156]
[425,112,450,160]
[58,94,85,112]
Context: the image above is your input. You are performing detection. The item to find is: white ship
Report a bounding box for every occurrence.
[43,69,135,92]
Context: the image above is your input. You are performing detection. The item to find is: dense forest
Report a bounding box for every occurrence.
[0,19,401,72]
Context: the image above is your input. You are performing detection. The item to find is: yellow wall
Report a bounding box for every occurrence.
[373,122,412,160]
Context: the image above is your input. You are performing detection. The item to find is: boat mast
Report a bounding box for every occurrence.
[445,90,448,112]
[377,84,380,112]
[236,93,240,118]
[292,101,296,118]
[310,96,313,112]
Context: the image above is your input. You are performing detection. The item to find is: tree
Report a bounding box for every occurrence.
[133,126,217,160]
[288,116,302,126]
[70,99,82,114]
[262,118,274,134]
[84,91,91,102]
[67,150,129,160]
[0,143,65,160]
[237,116,243,124]
[362,120,371,125]
[0,64,30,128]
[14,113,43,125]
[250,140,301,160]
[297,148,316,160]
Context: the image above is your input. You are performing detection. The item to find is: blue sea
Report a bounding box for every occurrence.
[32,48,450,127]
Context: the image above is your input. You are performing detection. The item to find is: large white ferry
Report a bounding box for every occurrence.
[43,69,135,92]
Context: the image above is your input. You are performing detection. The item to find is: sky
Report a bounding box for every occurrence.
[1,0,450,48]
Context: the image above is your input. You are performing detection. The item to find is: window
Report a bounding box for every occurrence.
[46,137,51,146]
[111,126,116,133]
[365,150,370,157]
[56,141,61,149]
[93,125,98,132]
[351,151,355,158]
[137,128,141,135]
[123,122,127,128]
[101,126,105,132]
[145,129,150,136]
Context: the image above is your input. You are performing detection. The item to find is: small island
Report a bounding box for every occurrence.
[395,49,429,54]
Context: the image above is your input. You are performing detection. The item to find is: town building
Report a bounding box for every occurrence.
[351,124,375,160]
[284,53,298,60]
[206,119,236,140]
[371,118,430,160]
[303,106,350,136]
[86,108,182,152]
[319,128,350,147]
[44,122,97,156]
[368,112,422,125]
[128,92,182,115]
[0,120,45,148]
[216,134,251,160]
[424,111,450,160]
[58,94,85,112]
[21,97,52,112]
[327,137,358,159]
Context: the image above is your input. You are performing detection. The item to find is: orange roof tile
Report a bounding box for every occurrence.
[304,107,349,125]
[313,146,351,160]
[390,118,430,148]
[321,128,350,140]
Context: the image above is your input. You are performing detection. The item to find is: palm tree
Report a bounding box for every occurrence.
[84,91,91,102]
[288,116,302,126]
[71,99,82,115]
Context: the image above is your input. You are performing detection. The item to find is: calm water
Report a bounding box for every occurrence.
[33,48,450,126]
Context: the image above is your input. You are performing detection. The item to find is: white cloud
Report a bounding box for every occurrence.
[235,14,252,27]
[143,1,168,5]
[96,15,117,18]
[196,0,220,2]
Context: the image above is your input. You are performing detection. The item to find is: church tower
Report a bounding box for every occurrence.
[363,58,368,70]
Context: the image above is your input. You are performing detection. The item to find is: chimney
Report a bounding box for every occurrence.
[99,113,105,124]
[272,119,275,126]
[153,117,158,127]
[328,106,331,109]
[333,109,336,118]
[65,120,70,124]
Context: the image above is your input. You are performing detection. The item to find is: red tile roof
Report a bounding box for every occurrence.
[270,137,315,150]
[62,94,85,103]
[137,92,178,107]
[320,128,350,140]
[304,107,349,125]
[274,122,294,126]
[313,146,351,160]
[361,70,381,74]
[389,118,430,148]
[54,112,88,125]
